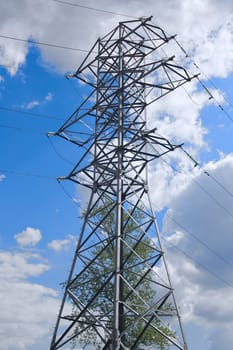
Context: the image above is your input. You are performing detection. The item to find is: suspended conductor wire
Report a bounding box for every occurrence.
[152,124,233,201]
[157,149,233,220]
[0,64,12,68]
[149,35,233,200]
[145,165,233,289]
[57,179,81,206]
[173,36,233,124]
[179,145,233,199]
[46,135,75,166]
[0,33,90,53]
[196,76,233,123]
[173,35,233,112]
[151,23,233,124]
[0,105,64,121]
[164,237,233,289]
[51,0,137,18]
[146,144,233,283]
[0,168,54,179]
[165,210,233,269]
[0,122,49,134]
[192,176,233,218]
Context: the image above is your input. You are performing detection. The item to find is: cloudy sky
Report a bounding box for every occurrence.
[1,1,233,349]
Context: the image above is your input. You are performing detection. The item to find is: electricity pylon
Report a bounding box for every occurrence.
[50,17,197,350]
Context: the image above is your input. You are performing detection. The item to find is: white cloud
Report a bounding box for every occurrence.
[160,154,233,348]
[0,0,233,78]
[0,174,5,181]
[14,227,42,247]
[0,75,4,82]
[0,251,49,280]
[21,91,53,110]
[0,251,59,350]
[48,234,76,252]
[45,91,53,101]
[23,99,39,109]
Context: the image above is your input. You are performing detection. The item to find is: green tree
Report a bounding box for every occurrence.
[70,200,175,349]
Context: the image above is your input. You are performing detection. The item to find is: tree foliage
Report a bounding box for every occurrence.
[70,200,174,349]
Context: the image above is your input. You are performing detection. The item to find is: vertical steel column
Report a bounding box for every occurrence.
[113,23,124,350]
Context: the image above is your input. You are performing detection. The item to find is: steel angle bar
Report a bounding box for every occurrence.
[122,301,184,350]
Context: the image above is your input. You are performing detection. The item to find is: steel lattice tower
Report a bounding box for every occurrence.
[50,17,197,350]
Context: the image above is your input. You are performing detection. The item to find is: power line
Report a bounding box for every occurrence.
[51,0,137,18]
[151,142,233,238]
[0,168,55,179]
[147,25,233,124]
[149,145,233,271]
[0,105,64,121]
[0,33,90,53]
[165,211,233,269]
[0,123,45,134]
[196,76,233,123]
[47,135,75,165]
[173,36,233,124]
[179,146,233,199]
[160,153,233,220]
[164,236,233,289]
[152,137,233,219]
[0,64,12,69]
[57,179,81,205]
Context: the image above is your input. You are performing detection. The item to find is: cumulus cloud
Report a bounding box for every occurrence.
[21,91,53,110]
[14,227,42,247]
[48,234,76,252]
[0,174,5,181]
[0,251,59,350]
[45,91,53,101]
[0,0,233,78]
[24,99,39,109]
[160,154,233,348]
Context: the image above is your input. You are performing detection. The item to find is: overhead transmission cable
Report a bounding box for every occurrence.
[0,105,64,121]
[164,238,233,289]
[47,135,75,166]
[156,145,233,220]
[145,27,233,205]
[144,139,233,280]
[173,36,233,124]
[51,0,137,18]
[0,33,90,53]
[0,168,55,179]
[179,145,233,199]
[164,210,233,269]
[146,21,233,124]
[0,123,46,134]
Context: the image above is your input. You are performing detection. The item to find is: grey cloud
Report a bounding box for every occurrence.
[160,155,233,348]
[1,0,233,76]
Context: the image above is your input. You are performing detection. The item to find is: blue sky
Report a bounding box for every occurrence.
[1,1,233,349]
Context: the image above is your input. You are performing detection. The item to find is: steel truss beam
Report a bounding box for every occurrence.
[50,17,196,350]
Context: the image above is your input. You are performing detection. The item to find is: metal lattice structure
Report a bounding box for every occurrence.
[50,17,197,350]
